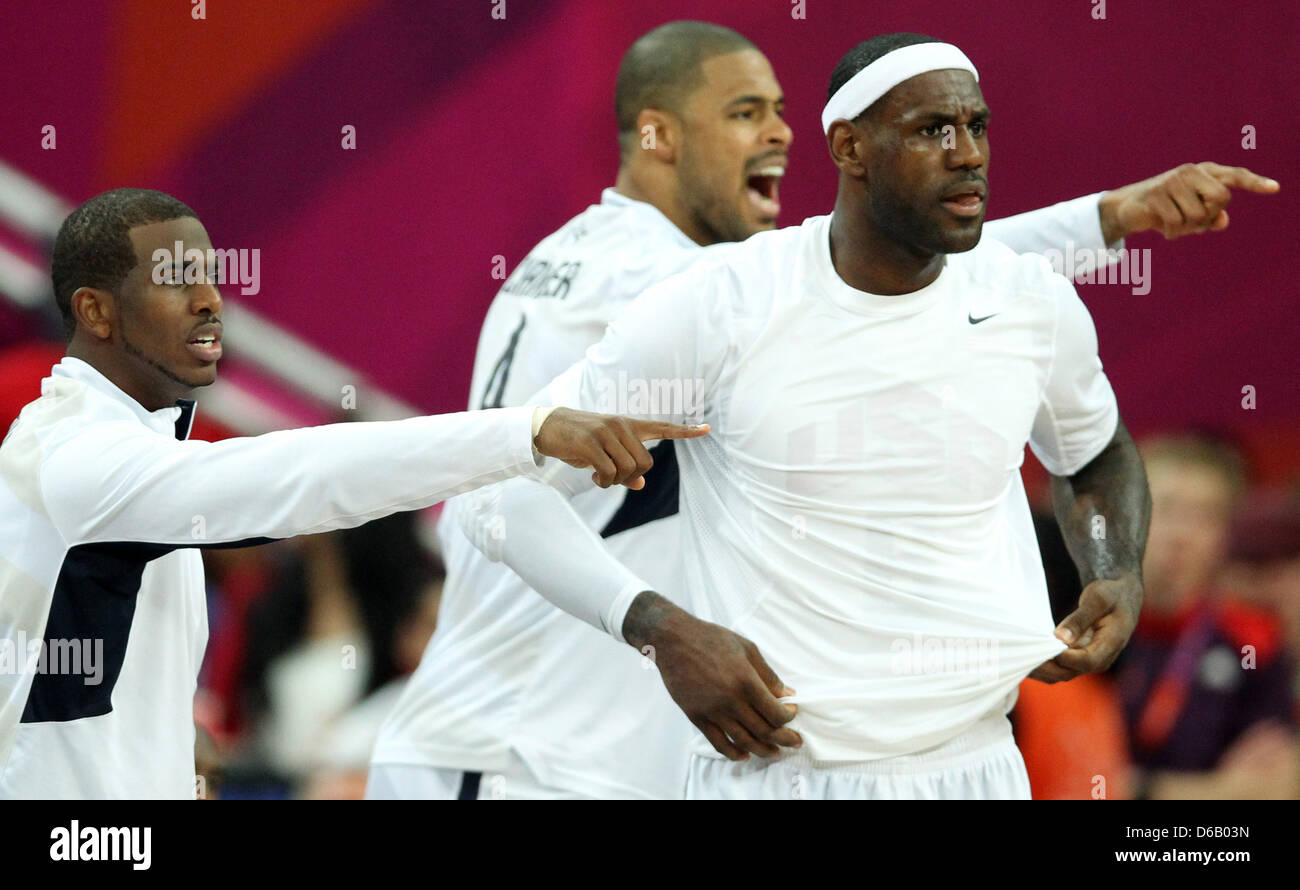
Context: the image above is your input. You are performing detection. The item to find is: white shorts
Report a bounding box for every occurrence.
[365,751,593,800]
[685,713,1031,800]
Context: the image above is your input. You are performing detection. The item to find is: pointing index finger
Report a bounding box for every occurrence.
[1201,163,1280,193]
[627,419,711,442]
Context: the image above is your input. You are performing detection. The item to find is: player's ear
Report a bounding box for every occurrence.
[635,108,679,163]
[71,286,116,341]
[827,120,868,179]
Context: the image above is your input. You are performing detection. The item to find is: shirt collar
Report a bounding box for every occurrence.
[50,356,197,441]
[813,214,951,318]
[599,188,698,250]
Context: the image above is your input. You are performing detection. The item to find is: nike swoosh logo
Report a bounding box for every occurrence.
[968,313,998,325]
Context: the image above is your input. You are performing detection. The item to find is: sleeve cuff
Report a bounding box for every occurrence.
[1076,192,1111,251]
[494,405,541,472]
[1035,401,1119,477]
[1081,190,1125,253]
[525,406,556,468]
[1065,192,1126,276]
[604,578,652,644]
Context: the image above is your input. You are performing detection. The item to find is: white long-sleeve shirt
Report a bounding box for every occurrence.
[375,188,1120,793]
[0,357,542,799]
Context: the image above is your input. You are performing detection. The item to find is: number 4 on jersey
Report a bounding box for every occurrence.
[479,315,526,409]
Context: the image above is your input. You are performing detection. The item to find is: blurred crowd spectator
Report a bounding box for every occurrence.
[1016,432,1300,799]
[200,513,443,799]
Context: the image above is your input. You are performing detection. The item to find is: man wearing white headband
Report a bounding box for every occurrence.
[375,25,1278,801]
[456,30,1151,801]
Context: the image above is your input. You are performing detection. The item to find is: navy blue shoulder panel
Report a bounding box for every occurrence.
[21,536,276,724]
[600,440,680,539]
[21,541,171,723]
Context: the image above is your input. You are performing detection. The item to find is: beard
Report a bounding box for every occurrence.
[120,317,205,391]
[868,178,983,255]
[677,154,757,246]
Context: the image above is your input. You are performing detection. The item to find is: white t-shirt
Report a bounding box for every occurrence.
[375,189,1119,789]
[540,213,1118,763]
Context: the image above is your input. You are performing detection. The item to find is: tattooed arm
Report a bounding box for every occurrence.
[1031,419,1152,683]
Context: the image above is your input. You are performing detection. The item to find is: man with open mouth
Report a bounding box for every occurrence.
[369,22,1276,800]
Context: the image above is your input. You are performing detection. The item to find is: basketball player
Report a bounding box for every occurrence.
[370,23,1273,799]
[0,188,710,799]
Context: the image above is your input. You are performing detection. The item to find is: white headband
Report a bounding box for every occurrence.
[821,43,979,134]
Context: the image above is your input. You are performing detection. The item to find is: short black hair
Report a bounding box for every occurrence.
[826,32,943,112]
[615,21,757,159]
[50,187,198,339]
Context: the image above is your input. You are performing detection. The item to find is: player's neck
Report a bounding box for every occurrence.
[829,193,945,296]
[614,165,713,247]
[66,337,188,412]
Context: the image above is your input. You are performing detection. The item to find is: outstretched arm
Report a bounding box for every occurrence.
[985,162,1278,261]
[984,191,1117,257]
[40,404,694,549]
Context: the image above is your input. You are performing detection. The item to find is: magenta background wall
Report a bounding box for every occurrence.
[1,1,1295,453]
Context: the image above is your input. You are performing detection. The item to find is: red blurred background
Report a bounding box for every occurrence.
[1,0,1295,472]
